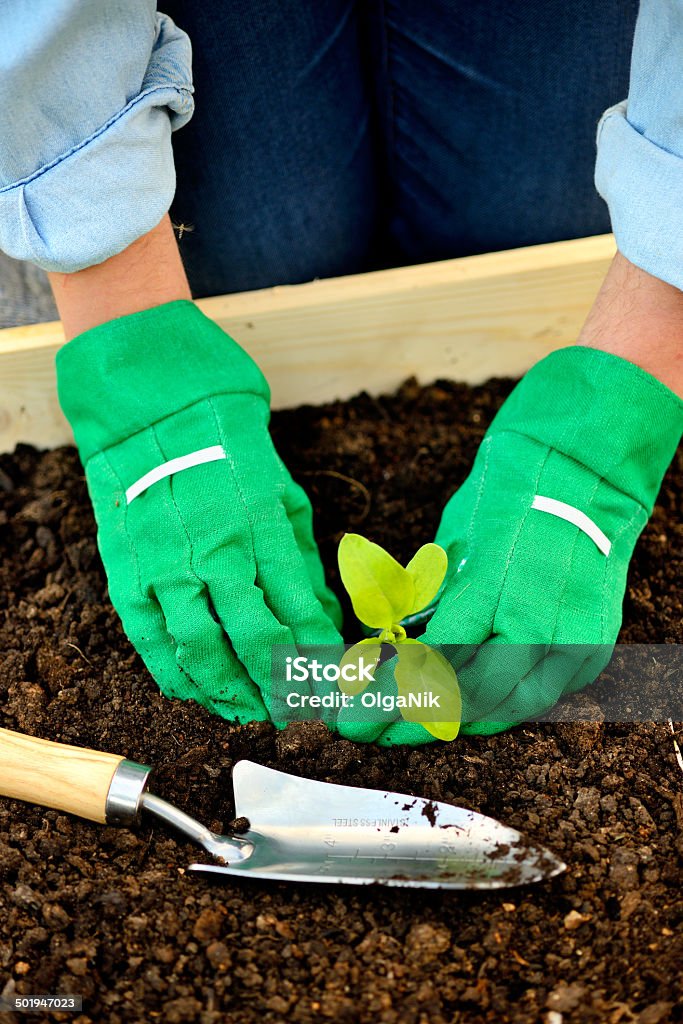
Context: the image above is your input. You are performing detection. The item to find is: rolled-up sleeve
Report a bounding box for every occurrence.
[595,0,683,290]
[0,1,193,272]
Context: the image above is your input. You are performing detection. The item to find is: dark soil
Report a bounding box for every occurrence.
[1,377,682,1024]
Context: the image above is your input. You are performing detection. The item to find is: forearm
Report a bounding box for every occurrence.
[48,215,191,342]
[594,1,683,295]
[578,251,683,399]
[0,4,192,273]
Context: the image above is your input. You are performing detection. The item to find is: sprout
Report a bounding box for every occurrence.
[337,534,460,741]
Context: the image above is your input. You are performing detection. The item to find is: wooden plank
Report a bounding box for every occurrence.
[0,233,615,453]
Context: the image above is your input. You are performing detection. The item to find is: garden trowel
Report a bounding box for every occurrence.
[0,727,565,889]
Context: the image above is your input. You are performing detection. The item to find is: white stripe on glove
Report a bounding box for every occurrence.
[531,494,611,556]
[126,445,227,504]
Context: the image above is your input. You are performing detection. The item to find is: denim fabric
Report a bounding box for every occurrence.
[165,0,638,296]
[0,0,651,290]
[164,0,381,297]
[595,0,683,291]
[369,0,639,265]
[0,2,193,272]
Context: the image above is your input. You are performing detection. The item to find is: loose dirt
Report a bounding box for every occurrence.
[1,377,681,1023]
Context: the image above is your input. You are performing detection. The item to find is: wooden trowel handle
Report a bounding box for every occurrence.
[0,727,151,825]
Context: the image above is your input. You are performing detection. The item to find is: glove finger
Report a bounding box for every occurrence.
[280,470,343,631]
[450,646,612,735]
[453,641,548,725]
[110,445,269,721]
[119,590,194,702]
[434,470,481,551]
[194,531,347,724]
[247,495,343,647]
[562,643,614,695]
[335,653,400,743]
[131,426,338,719]
[84,453,193,704]
[152,573,270,723]
[460,720,515,736]
[422,569,493,669]
[160,418,341,648]
[474,644,584,725]
[376,720,434,746]
[207,405,342,646]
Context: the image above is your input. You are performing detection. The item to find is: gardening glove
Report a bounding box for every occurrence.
[339,346,683,746]
[56,300,343,723]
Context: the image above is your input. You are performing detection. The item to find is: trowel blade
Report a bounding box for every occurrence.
[188,761,565,889]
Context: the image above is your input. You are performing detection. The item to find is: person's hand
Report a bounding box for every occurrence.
[56,299,343,722]
[338,345,683,745]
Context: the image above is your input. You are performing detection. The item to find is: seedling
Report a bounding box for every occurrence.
[337,534,461,741]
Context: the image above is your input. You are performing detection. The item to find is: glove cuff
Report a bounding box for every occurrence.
[56,300,270,462]
[490,346,683,511]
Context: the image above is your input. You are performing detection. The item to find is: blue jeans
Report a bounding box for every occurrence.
[164,1,639,298]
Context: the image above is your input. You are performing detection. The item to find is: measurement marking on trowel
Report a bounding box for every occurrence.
[324,852,479,863]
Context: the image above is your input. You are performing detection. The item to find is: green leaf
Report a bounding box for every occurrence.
[394,639,461,742]
[405,543,448,614]
[338,639,382,696]
[338,533,415,629]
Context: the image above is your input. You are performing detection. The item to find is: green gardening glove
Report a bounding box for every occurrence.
[56,300,343,723]
[339,346,683,746]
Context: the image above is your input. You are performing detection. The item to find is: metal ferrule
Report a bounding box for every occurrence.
[105,759,152,826]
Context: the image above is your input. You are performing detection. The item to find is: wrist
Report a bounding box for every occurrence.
[48,215,191,341]
[578,251,683,398]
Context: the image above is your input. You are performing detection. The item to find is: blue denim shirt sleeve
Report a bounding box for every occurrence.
[595,0,683,290]
[0,2,193,273]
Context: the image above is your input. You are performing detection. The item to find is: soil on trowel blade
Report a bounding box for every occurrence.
[1,377,682,1024]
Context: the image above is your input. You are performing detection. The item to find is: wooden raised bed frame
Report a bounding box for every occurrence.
[0,234,615,454]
